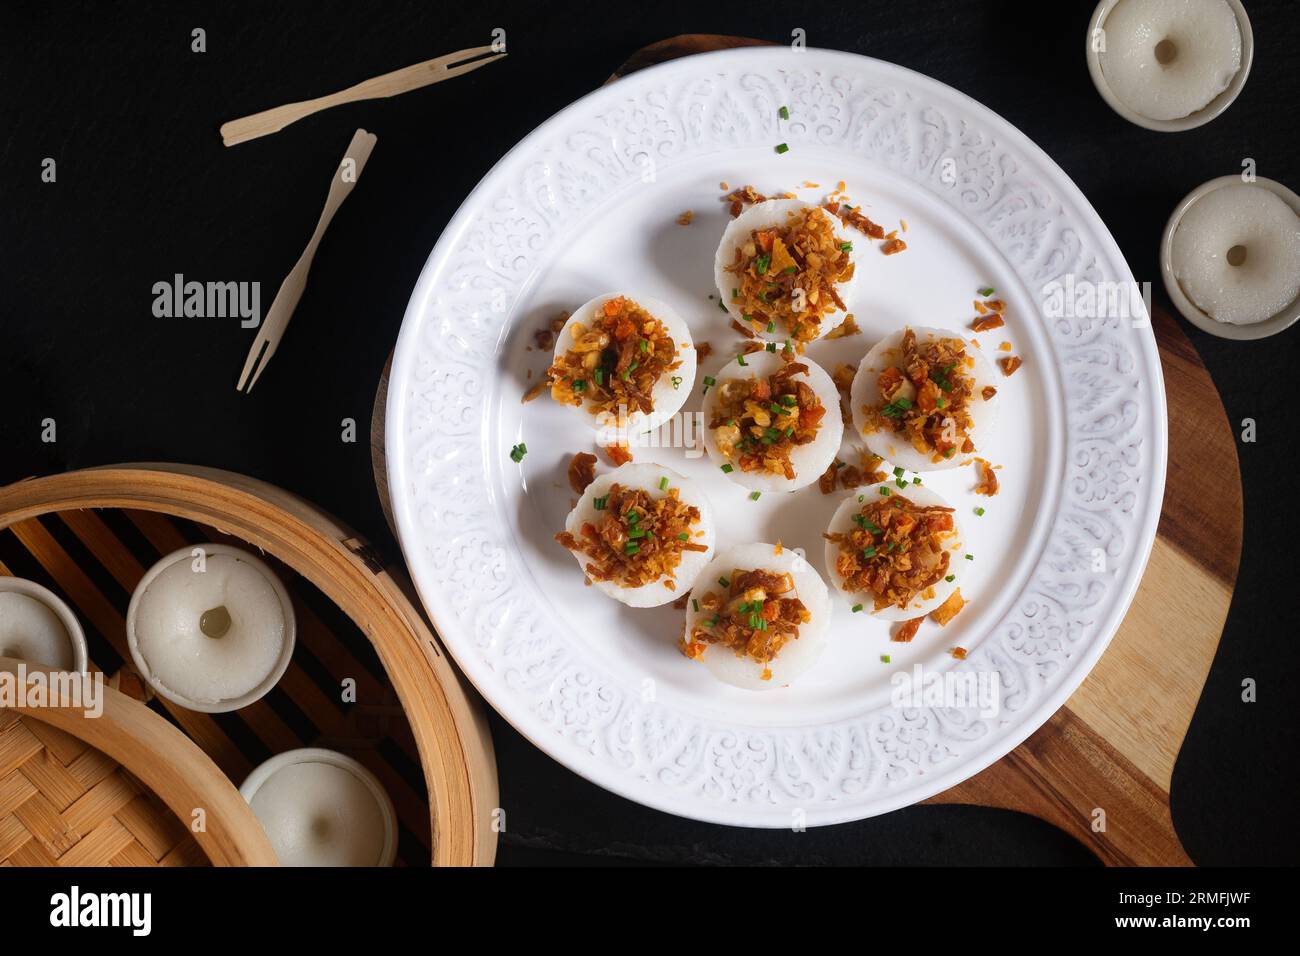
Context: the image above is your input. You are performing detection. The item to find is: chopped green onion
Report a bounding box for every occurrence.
[692,599,700,612]
[509,443,527,463]
[862,546,877,558]
[677,532,689,541]
[749,613,761,628]
[721,464,734,474]
[718,576,730,588]
[593,496,608,510]
[979,286,995,297]
[879,487,891,496]
[766,342,776,352]
[893,467,904,478]
[774,142,789,154]
[749,491,761,501]
[736,354,748,367]
[766,320,776,333]
[628,528,647,539]
[840,242,853,252]
[594,368,604,385]
[755,255,770,275]
[572,379,587,393]
[945,575,955,583]
[717,299,728,312]
[778,105,789,120]
[731,288,738,299]
[965,553,973,561]
[659,476,669,491]
[851,603,863,613]
[881,654,891,664]
[974,507,985,516]
[624,542,640,555]
[639,339,648,354]
[781,265,797,275]
[671,375,682,390]
[896,478,907,488]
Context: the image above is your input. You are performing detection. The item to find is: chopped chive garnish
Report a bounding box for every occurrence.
[708,616,720,627]
[766,342,776,352]
[965,553,974,561]
[737,354,748,367]
[509,443,527,463]
[659,476,669,490]
[594,368,604,385]
[862,546,877,558]
[624,542,640,555]
[718,577,730,588]
[879,487,891,496]
[593,495,608,510]
[974,506,985,516]
[778,105,789,120]
[639,339,648,354]
[881,654,891,664]
[717,299,728,311]
[677,532,689,541]
[893,466,904,478]
[774,142,789,154]
[783,426,794,437]
[912,477,921,484]
[945,575,955,583]
[749,613,761,628]
[628,529,647,539]
[749,491,761,501]
[692,599,700,612]
[671,375,682,390]
[840,241,853,252]
[755,255,770,274]
[766,320,776,333]
[896,478,907,488]
[851,603,863,613]
[944,448,956,459]
[731,288,738,298]
[780,394,797,407]
[979,286,995,297]
[720,463,734,473]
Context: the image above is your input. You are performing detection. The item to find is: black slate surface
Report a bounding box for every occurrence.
[1,0,1297,865]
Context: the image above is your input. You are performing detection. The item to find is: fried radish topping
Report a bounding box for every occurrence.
[861,328,986,464]
[710,362,826,480]
[724,207,855,345]
[689,568,811,664]
[555,482,707,589]
[825,492,958,612]
[548,296,680,418]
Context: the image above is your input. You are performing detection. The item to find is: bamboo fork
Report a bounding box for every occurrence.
[237,128,378,394]
[220,45,504,146]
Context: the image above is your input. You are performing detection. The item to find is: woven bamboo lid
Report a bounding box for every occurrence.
[1,658,276,866]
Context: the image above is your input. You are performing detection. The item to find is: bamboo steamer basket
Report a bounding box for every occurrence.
[0,464,498,866]
[0,658,276,866]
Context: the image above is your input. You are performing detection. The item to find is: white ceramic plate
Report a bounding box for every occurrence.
[387,48,1167,827]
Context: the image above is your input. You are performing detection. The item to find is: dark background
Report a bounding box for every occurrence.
[1,0,1296,865]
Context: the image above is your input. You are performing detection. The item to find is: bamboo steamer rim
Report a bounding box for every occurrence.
[0,463,498,867]
[0,656,278,866]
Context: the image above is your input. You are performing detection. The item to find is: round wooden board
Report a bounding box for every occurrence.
[372,35,1242,864]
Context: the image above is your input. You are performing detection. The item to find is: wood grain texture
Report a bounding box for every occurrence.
[0,465,500,867]
[371,36,1242,865]
[0,660,277,867]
